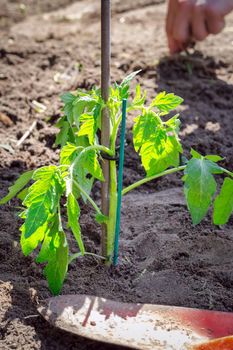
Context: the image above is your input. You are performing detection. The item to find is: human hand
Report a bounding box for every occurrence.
[166,0,233,54]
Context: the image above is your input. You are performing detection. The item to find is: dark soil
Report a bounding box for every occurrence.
[0,1,233,349]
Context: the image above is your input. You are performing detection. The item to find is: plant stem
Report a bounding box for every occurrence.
[68,252,82,263]
[69,251,106,264]
[57,203,63,232]
[85,252,106,260]
[221,167,233,178]
[106,159,117,261]
[75,145,113,164]
[69,144,113,215]
[70,144,113,180]
[104,112,119,262]
[93,144,113,156]
[72,179,102,215]
[111,113,122,151]
[122,165,186,195]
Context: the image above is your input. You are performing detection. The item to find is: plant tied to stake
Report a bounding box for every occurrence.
[1,71,233,295]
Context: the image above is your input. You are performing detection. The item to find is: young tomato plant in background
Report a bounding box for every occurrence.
[1,72,233,295]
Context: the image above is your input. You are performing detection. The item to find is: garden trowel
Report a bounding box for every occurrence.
[38,294,233,349]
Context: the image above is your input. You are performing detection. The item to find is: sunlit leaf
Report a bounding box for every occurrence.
[214,177,233,225]
[151,92,183,113]
[36,215,59,263]
[0,170,34,205]
[133,111,182,175]
[83,150,104,181]
[183,157,223,225]
[55,119,70,147]
[23,166,63,238]
[205,155,224,163]
[20,221,48,256]
[67,191,85,254]
[44,231,68,295]
[60,92,76,104]
[17,187,29,201]
[73,165,94,202]
[78,114,96,145]
[60,143,78,165]
[131,84,147,109]
[120,70,141,87]
[95,213,108,224]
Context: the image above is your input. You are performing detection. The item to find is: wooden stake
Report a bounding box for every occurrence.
[101,0,111,257]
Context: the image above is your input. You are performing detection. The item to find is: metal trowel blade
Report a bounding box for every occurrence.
[38,294,233,350]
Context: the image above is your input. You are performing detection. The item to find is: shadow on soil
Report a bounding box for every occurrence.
[154,51,233,168]
[0,163,128,349]
[0,239,128,349]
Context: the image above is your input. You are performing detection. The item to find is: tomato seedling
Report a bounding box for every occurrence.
[1,72,233,295]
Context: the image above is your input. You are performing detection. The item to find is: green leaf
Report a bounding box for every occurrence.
[190,149,202,159]
[17,187,29,201]
[60,92,76,104]
[183,157,223,225]
[151,92,183,113]
[32,166,57,181]
[73,103,85,128]
[133,111,182,175]
[36,215,59,263]
[18,210,27,219]
[67,192,85,254]
[73,96,96,128]
[36,231,52,263]
[141,137,181,176]
[74,165,94,202]
[78,114,96,145]
[23,166,62,238]
[165,114,181,133]
[213,178,233,225]
[60,143,78,165]
[24,203,48,239]
[108,86,121,116]
[93,103,102,131]
[35,166,55,179]
[55,119,70,147]
[0,170,34,204]
[20,221,48,256]
[44,231,68,295]
[75,135,90,148]
[133,111,161,152]
[130,84,147,109]
[68,148,102,201]
[61,93,85,124]
[83,150,104,181]
[114,70,141,99]
[64,104,74,124]
[95,213,108,224]
[120,70,141,87]
[73,95,97,106]
[134,84,141,102]
[205,155,224,163]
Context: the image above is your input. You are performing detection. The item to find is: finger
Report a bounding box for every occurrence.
[166,0,181,54]
[191,5,208,41]
[166,0,177,36]
[168,36,181,54]
[206,14,225,35]
[173,0,193,45]
[209,2,233,17]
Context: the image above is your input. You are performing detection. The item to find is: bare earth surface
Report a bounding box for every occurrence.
[0,0,233,349]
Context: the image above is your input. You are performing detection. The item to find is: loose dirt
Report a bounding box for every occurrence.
[0,1,233,349]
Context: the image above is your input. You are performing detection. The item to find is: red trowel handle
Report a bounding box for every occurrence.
[192,336,233,350]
